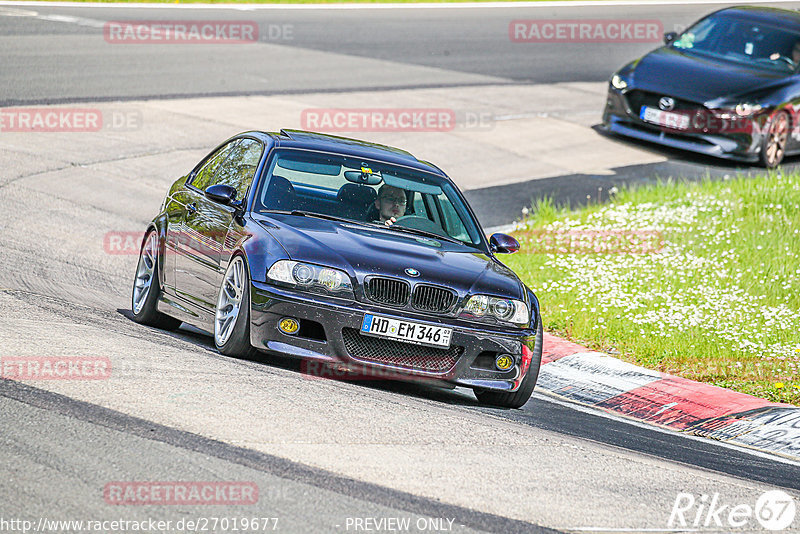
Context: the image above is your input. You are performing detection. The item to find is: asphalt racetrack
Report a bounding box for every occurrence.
[1,2,800,533]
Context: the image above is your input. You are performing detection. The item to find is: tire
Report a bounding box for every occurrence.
[760,110,790,168]
[474,318,543,409]
[214,254,257,359]
[131,230,182,330]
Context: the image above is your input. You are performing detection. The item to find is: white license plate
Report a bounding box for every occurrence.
[640,105,690,130]
[360,314,452,348]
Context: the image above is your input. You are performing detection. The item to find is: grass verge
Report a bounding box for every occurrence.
[504,170,800,405]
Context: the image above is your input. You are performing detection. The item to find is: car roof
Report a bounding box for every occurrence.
[243,129,447,177]
[273,129,448,176]
[712,6,800,31]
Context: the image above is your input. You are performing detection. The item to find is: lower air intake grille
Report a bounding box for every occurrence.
[412,284,457,313]
[341,328,463,373]
[364,277,410,306]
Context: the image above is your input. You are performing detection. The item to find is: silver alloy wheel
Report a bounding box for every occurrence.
[765,113,789,167]
[132,232,157,314]
[215,256,245,347]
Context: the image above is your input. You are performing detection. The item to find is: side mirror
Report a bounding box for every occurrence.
[489,233,520,254]
[205,184,237,205]
[663,31,678,45]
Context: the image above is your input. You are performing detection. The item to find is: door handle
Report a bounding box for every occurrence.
[186,203,198,215]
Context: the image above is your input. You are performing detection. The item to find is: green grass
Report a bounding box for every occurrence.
[504,171,800,405]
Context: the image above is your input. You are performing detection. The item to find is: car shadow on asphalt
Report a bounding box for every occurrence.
[117,308,481,407]
[594,124,800,169]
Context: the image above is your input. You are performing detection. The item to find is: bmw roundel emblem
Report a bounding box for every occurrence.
[405,268,420,277]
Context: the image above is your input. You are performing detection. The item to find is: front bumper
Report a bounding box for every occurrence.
[602,87,762,163]
[249,281,537,392]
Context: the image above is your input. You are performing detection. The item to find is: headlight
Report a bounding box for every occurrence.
[267,260,353,298]
[461,295,529,325]
[735,103,762,117]
[610,74,628,90]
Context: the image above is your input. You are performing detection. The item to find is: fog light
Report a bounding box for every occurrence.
[278,317,300,335]
[495,354,514,371]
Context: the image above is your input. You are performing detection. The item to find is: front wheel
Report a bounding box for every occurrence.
[474,318,543,409]
[131,230,182,330]
[760,110,789,168]
[214,255,257,359]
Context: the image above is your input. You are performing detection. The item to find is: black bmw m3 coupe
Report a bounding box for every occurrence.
[604,6,800,167]
[131,129,543,408]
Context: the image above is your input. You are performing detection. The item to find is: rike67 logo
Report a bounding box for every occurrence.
[669,490,796,531]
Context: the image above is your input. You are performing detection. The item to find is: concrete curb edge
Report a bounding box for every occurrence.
[537,333,800,462]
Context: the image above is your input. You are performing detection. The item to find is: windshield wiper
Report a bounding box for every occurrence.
[259,209,364,225]
[262,209,470,246]
[382,224,464,245]
[290,210,368,225]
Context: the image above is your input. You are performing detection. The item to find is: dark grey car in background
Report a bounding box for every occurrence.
[604,6,800,167]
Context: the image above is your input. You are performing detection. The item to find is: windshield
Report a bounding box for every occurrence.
[255,148,483,247]
[672,13,800,73]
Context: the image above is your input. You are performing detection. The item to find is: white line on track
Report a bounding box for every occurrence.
[37,12,105,25]
[568,529,701,532]
[0,7,107,24]
[532,391,800,469]
[567,529,700,532]
[3,0,800,474]
[0,0,800,9]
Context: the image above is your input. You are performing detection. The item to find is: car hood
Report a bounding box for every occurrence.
[625,47,786,103]
[254,213,524,299]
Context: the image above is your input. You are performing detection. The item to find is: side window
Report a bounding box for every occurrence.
[191,140,240,192]
[673,18,716,51]
[213,139,265,200]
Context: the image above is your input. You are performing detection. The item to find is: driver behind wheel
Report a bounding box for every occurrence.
[792,40,800,66]
[373,184,407,226]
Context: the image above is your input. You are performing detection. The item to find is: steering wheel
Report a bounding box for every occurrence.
[758,55,795,70]
[776,55,796,69]
[392,215,450,238]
